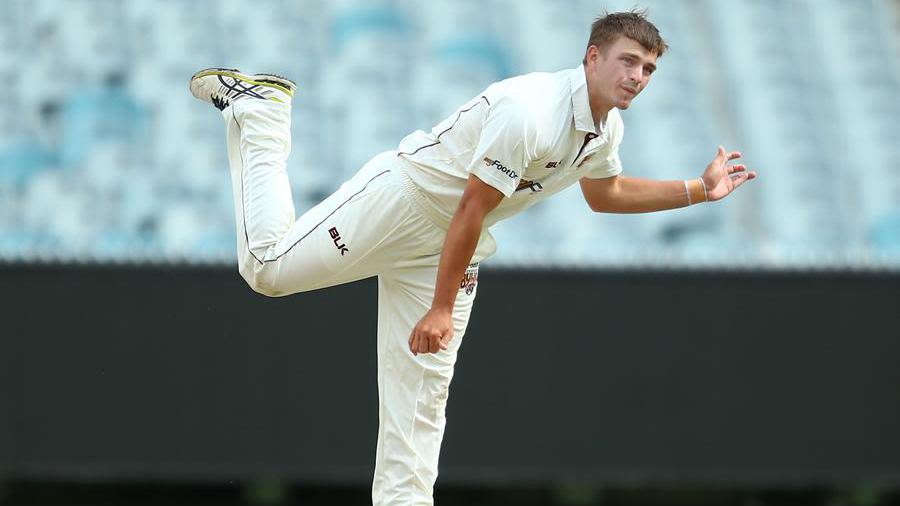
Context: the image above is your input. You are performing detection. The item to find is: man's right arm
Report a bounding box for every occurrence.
[408,174,504,355]
[408,95,533,355]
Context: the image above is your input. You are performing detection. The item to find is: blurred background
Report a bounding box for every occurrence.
[2,0,900,505]
[2,0,900,267]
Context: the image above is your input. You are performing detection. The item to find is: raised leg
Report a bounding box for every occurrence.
[189,67,420,296]
[223,99,423,296]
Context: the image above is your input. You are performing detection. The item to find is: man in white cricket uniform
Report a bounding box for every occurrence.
[189,11,755,506]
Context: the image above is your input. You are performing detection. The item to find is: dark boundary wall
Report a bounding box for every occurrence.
[2,265,899,487]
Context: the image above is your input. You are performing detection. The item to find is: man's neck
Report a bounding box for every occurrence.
[584,68,612,131]
[596,114,608,134]
[588,102,609,136]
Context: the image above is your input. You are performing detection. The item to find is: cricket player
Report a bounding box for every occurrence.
[190,10,755,505]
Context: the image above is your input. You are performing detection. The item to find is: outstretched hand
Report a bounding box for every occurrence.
[701,146,757,202]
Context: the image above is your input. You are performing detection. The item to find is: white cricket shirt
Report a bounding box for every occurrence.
[396,64,623,229]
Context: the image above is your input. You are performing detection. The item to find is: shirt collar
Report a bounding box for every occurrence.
[570,64,598,135]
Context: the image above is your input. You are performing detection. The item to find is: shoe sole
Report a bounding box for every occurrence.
[190,67,296,97]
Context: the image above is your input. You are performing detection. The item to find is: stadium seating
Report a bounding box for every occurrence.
[1,0,898,267]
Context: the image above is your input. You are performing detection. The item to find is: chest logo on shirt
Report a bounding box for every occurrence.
[515,179,544,193]
[545,161,560,169]
[483,157,518,179]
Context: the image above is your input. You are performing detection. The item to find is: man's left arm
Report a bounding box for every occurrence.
[580,146,756,213]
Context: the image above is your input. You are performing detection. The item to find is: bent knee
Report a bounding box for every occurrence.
[238,261,288,298]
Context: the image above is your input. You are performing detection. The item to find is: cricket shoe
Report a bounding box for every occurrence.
[189,68,295,111]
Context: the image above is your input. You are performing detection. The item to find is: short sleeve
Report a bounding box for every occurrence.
[466,97,532,197]
[584,111,625,179]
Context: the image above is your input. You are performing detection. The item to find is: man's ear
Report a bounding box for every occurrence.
[585,44,603,66]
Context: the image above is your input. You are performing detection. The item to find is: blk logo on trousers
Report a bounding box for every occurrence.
[328,227,349,256]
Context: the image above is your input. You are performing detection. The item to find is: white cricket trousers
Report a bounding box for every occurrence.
[223,98,485,505]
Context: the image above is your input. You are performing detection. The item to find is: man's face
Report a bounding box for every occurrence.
[586,36,658,111]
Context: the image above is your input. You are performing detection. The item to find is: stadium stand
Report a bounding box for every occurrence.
[1,0,898,267]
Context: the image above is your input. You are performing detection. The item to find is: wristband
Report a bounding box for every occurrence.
[685,178,707,205]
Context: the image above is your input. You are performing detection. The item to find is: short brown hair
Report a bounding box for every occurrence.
[583,9,668,64]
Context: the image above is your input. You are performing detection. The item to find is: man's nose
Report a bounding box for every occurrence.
[627,67,642,85]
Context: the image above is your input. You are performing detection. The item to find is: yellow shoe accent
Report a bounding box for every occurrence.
[193,69,295,97]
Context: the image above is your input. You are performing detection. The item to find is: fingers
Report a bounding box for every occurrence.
[409,329,430,356]
[716,145,742,164]
[730,171,754,189]
[426,330,451,353]
[715,145,727,164]
[727,164,746,174]
[408,329,452,356]
[408,331,419,356]
[439,332,452,350]
[410,332,428,356]
[429,335,441,354]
